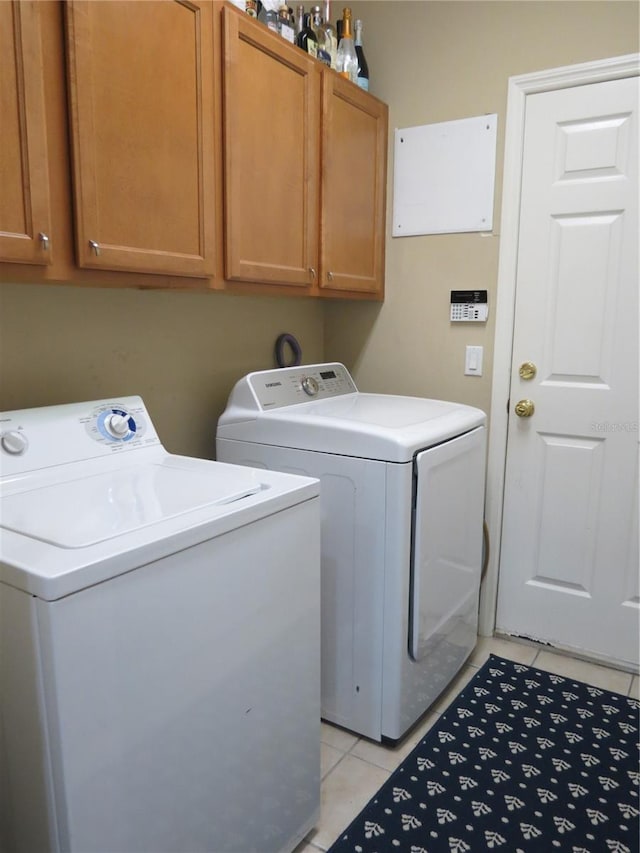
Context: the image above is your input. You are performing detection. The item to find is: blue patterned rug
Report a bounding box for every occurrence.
[328,655,639,853]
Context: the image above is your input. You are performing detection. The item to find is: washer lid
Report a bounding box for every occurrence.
[218,393,486,462]
[1,458,262,548]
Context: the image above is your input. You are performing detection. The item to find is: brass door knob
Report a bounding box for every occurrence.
[519,361,537,380]
[514,399,535,418]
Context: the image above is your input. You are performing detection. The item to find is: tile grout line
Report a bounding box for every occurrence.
[320,745,350,782]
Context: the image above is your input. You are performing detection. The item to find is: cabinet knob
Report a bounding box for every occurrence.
[38,232,49,251]
[309,267,316,280]
[89,240,101,257]
[327,271,334,281]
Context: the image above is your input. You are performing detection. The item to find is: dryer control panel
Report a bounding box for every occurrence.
[246,363,358,410]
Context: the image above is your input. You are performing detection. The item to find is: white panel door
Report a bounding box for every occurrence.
[496,75,639,666]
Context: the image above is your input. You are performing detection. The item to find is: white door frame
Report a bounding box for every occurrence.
[479,52,640,637]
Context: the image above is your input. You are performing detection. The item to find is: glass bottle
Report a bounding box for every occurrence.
[335,7,358,83]
[258,2,278,32]
[277,0,295,42]
[354,18,369,91]
[309,6,331,66]
[296,10,319,57]
[321,0,338,69]
[295,3,304,38]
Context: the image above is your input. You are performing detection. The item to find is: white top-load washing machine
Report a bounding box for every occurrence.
[217,363,487,742]
[0,396,320,853]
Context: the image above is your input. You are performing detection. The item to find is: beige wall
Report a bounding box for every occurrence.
[1,2,637,460]
[324,1,639,416]
[0,283,324,458]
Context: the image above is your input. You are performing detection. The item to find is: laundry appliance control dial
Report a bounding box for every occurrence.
[1,430,28,455]
[301,376,319,397]
[104,412,131,438]
[91,406,144,443]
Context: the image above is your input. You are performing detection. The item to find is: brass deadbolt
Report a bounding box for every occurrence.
[519,361,537,381]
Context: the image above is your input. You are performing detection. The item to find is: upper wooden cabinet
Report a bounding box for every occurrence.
[320,72,387,297]
[223,8,321,290]
[65,0,219,278]
[222,5,387,299]
[1,1,386,299]
[0,2,52,265]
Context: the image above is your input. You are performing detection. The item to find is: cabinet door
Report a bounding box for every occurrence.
[0,1,52,265]
[65,1,218,278]
[223,7,320,288]
[320,73,387,297]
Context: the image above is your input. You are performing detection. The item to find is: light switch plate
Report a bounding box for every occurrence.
[465,345,483,376]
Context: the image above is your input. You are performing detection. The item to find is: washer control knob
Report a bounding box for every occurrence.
[1,430,28,455]
[301,376,319,397]
[105,413,131,437]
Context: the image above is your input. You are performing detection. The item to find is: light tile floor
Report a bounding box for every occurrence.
[295,635,639,852]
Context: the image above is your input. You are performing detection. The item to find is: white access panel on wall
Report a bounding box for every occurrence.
[392,114,497,236]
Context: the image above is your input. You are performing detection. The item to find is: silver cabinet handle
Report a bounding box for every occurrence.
[309,267,316,280]
[38,232,49,251]
[327,271,334,281]
[89,240,101,256]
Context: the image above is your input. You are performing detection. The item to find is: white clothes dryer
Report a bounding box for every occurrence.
[217,363,487,742]
[0,396,320,853]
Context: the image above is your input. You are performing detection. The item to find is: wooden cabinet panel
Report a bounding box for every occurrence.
[65,0,218,278]
[222,7,321,288]
[222,7,387,300]
[320,73,387,297]
[1,1,385,299]
[0,1,52,265]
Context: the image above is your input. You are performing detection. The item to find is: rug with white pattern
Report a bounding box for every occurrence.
[327,655,639,853]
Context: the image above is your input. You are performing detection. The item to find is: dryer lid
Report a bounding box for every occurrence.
[302,393,460,427]
[1,458,262,548]
[219,392,486,462]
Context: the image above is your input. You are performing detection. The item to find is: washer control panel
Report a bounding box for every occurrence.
[0,396,160,478]
[246,363,358,410]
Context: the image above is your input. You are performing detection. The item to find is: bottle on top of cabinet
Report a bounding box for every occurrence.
[277,1,295,41]
[258,1,278,32]
[321,0,338,69]
[296,7,319,56]
[335,7,358,83]
[354,18,369,90]
[309,5,331,66]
